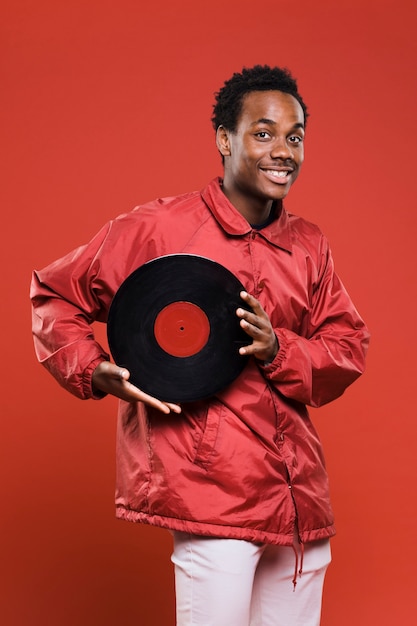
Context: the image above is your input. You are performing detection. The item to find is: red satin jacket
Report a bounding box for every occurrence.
[31,178,369,546]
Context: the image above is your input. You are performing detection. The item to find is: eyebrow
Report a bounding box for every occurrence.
[251,118,305,130]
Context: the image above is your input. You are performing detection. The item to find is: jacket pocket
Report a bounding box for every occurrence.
[193,400,223,470]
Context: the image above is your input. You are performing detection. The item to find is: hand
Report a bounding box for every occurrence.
[236,291,278,363]
[92,361,181,414]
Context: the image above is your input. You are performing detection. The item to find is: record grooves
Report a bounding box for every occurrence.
[107,254,250,403]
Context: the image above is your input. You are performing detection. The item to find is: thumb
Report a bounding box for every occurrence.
[117,367,130,381]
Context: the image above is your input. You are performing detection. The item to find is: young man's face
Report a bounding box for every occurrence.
[217,90,305,223]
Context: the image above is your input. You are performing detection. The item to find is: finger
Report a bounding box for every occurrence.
[239,318,264,337]
[238,293,269,326]
[239,332,278,361]
[236,308,260,327]
[121,380,181,414]
[239,290,263,313]
[165,402,182,414]
[116,367,130,381]
[135,389,181,414]
[238,307,271,341]
[239,340,261,356]
[100,362,181,414]
[98,361,130,381]
[236,303,262,324]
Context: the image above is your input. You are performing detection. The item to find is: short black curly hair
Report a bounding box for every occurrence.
[212,64,308,132]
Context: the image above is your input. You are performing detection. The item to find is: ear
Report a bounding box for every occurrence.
[216,125,231,157]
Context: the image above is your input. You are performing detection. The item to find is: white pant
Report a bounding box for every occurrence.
[171,532,331,626]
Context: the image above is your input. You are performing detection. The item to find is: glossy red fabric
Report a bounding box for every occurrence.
[31,178,369,546]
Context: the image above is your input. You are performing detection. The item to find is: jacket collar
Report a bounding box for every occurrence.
[201,177,293,253]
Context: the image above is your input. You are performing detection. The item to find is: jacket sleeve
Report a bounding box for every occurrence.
[261,239,370,408]
[30,224,113,400]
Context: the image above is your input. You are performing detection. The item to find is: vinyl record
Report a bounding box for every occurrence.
[107,254,251,403]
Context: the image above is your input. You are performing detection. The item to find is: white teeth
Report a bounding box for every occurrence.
[266,170,289,178]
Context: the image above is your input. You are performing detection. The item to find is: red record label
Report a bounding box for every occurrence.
[154,301,210,357]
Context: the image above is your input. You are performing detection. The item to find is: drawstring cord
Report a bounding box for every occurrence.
[292,540,304,591]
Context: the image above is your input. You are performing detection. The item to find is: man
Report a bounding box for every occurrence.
[31,65,369,625]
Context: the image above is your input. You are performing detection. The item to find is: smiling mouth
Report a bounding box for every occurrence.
[261,168,293,181]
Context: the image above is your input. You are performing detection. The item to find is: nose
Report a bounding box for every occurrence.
[270,137,294,161]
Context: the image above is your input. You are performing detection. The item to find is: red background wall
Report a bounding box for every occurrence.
[1,1,416,624]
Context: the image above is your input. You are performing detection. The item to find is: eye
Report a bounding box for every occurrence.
[254,131,271,140]
[288,135,303,144]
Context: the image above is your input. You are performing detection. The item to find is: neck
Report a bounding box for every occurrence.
[221,181,280,224]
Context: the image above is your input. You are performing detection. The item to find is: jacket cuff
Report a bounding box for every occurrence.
[82,355,109,400]
[259,330,287,375]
